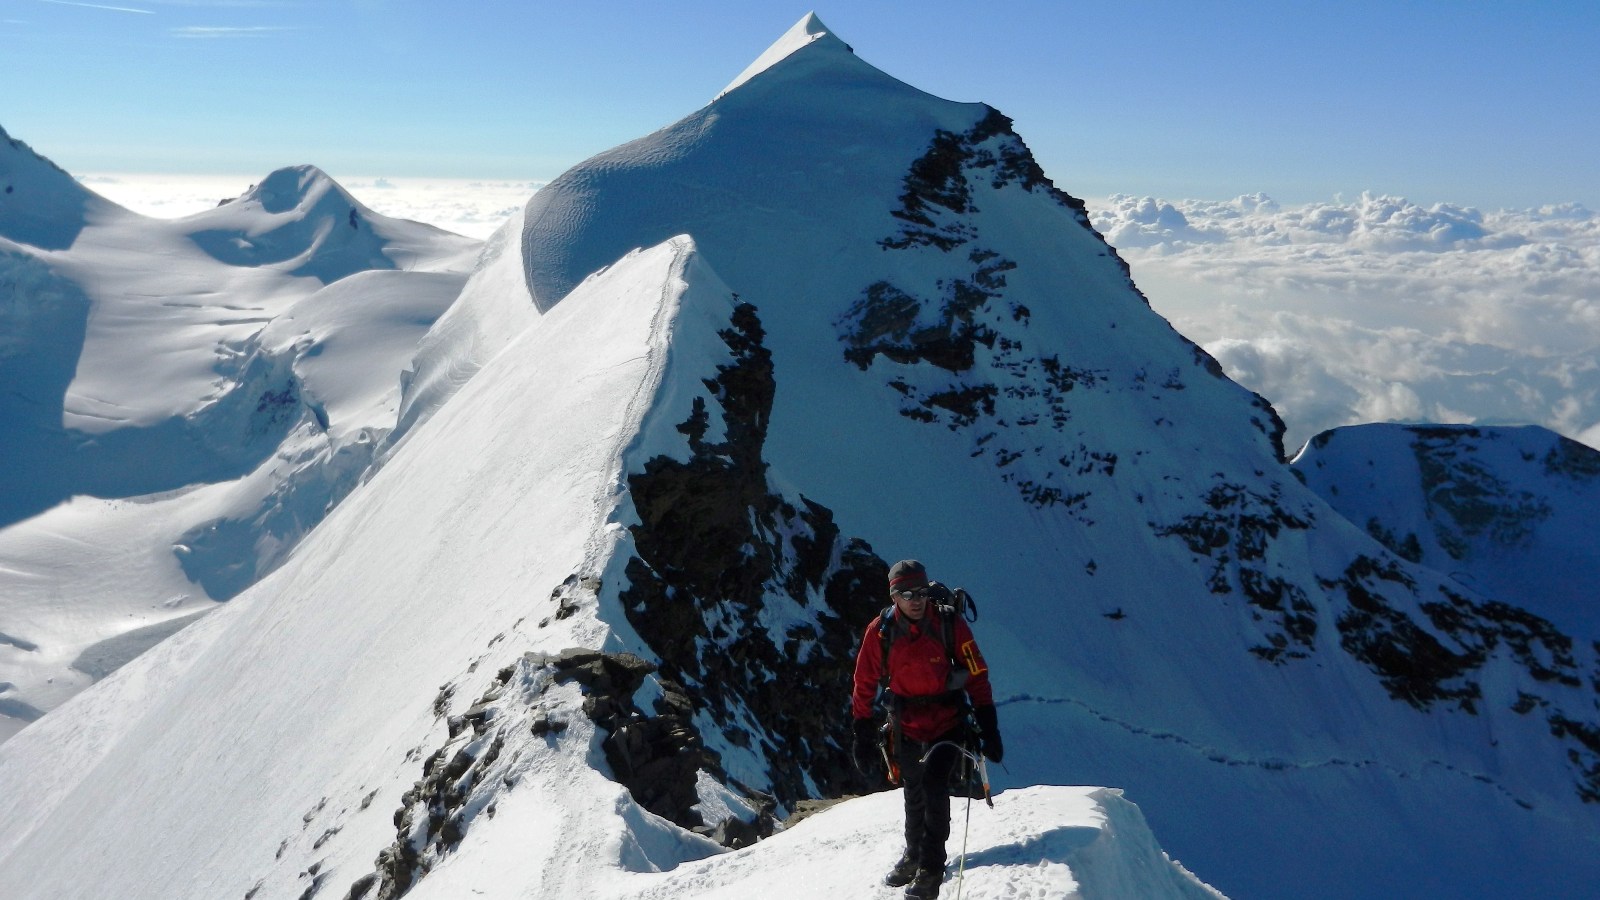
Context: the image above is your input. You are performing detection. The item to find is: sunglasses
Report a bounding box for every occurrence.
[893,587,930,601]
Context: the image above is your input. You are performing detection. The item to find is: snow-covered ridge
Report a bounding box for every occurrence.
[0,232,1223,900]
[0,123,117,250]
[0,237,729,899]
[611,786,1223,899]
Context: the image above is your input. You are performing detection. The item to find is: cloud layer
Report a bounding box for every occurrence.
[1090,193,1600,452]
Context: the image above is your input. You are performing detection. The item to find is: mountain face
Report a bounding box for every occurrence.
[1,14,1597,900]
[1294,423,1600,638]
[0,147,479,738]
[509,14,1599,875]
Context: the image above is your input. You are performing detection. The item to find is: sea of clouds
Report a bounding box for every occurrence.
[1088,193,1600,453]
[81,174,1599,454]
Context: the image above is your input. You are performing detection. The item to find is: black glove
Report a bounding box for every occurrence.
[851,717,878,774]
[974,704,1004,764]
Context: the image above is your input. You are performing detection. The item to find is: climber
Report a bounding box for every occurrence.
[850,559,1004,899]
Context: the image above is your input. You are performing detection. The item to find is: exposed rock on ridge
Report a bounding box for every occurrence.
[622,300,886,807]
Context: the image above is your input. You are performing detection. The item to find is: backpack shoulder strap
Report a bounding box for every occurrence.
[924,583,961,666]
[936,602,977,698]
[940,603,957,664]
[877,606,895,690]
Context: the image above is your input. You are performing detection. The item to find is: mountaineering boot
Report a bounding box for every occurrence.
[883,852,919,887]
[904,867,943,899]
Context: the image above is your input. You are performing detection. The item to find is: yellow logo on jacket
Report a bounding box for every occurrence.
[960,640,986,676]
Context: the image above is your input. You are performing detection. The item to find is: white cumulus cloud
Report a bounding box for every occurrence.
[1092,193,1600,452]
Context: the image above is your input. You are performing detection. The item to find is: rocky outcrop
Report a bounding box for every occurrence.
[1407,426,1554,557]
[1151,477,1320,663]
[344,633,790,900]
[547,648,713,829]
[879,107,1098,253]
[622,301,886,808]
[838,111,1286,517]
[360,665,519,900]
[1321,555,1600,802]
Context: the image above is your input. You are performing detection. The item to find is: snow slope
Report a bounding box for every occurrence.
[2,13,1597,900]
[0,238,690,898]
[0,125,116,251]
[0,133,480,738]
[1293,423,1600,637]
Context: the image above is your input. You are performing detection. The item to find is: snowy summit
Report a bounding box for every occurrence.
[715,11,841,100]
[1,14,1598,900]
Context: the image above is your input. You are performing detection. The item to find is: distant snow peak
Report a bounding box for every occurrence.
[234,164,357,216]
[715,12,848,100]
[189,165,417,283]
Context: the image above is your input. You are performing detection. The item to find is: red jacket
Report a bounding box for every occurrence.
[852,608,994,742]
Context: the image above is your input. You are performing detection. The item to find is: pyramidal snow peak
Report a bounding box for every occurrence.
[714,11,840,100]
[2,14,1598,900]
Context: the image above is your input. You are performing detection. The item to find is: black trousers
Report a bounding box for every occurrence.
[896,727,964,871]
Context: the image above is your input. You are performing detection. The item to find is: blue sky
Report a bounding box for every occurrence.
[3,0,1597,209]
